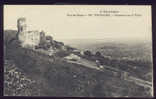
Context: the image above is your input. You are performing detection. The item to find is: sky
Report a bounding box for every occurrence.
[4,5,152,41]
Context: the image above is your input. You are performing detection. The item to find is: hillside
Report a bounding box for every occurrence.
[62,39,153,81]
[4,30,152,97]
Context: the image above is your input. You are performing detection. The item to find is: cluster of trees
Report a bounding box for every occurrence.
[83,50,105,65]
[84,50,102,57]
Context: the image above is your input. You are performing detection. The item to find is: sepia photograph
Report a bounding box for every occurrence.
[3,5,153,97]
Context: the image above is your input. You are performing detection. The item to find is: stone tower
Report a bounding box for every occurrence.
[17,17,27,45]
[17,17,27,33]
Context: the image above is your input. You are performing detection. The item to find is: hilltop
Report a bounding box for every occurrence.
[4,30,152,97]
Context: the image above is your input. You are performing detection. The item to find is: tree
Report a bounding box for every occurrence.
[95,51,102,57]
[84,50,92,56]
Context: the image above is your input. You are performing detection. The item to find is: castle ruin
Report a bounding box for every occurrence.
[16,17,67,56]
[17,17,40,48]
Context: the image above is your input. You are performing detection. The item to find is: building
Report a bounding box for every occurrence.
[64,53,81,61]
[17,17,40,48]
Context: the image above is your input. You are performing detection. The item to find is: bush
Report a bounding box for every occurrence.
[84,50,92,56]
[95,51,102,57]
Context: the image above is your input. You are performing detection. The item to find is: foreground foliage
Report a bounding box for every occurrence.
[4,60,41,96]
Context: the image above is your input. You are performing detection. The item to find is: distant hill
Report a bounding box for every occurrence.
[62,39,153,66]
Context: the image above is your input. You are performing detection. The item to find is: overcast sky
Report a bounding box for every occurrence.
[4,5,152,41]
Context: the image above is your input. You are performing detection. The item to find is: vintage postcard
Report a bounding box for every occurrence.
[3,5,153,97]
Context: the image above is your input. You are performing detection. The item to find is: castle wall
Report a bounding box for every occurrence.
[24,31,40,47]
[18,31,27,44]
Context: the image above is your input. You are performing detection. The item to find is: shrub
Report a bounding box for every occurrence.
[55,50,70,57]
[84,50,92,56]
[95,51,102,57]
